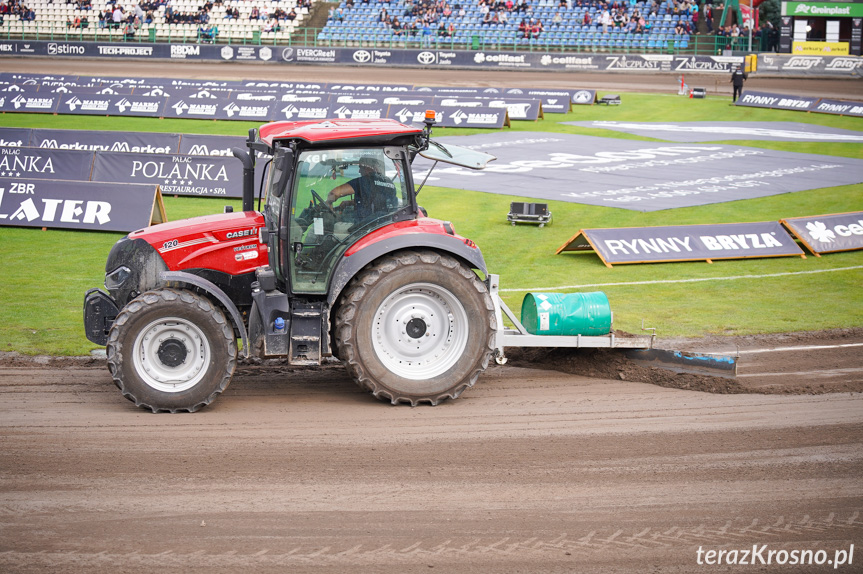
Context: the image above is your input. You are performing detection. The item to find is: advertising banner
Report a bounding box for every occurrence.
[433,97,524,122]
[178,133,248,156]
[781,211,863,254]
[0,178,165,232]
[735,90,820,111]
[812,98,863,117]
[91,151,242,198]
[755,53,863,76]
[557,222,805,266]
[784,2,863,17]
[30,129,180,153]
[327,102,386,120]
[780,16,793,53]
[792,41,850,55]
[163,96,275,121]
[0,92,60,113]
[571,89,597,105]
[0,83,42,94]
[0,128,31,148]
[853,17,862,55]
[50,85,136,95]
[504,87,573,112]
[0,146,93,181]
[273,99,330,121]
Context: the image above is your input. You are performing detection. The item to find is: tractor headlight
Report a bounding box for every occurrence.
[105,266,131,290]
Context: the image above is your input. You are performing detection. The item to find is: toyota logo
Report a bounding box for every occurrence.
[353,50,371,63]
[417,51,436,65]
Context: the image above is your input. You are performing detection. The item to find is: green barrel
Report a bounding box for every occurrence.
[520,292,612,336]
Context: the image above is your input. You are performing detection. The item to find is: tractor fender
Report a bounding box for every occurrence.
[326,232,488,306]
[159,271,249,358]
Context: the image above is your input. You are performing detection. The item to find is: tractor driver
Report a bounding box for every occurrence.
[325,154,398,221]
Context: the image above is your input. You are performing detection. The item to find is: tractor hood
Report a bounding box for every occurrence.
[127,210,267,273]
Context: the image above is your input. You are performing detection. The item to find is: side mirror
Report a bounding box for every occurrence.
[270,148,294,198]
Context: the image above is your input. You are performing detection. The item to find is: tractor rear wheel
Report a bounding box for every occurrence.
[106,288,236,413]
[334,250,496,405]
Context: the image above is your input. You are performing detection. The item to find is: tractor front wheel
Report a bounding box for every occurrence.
[334,251,496,405]
[106,288,236,413]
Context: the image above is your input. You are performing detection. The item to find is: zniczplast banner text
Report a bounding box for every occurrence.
[557,222,805,266]
[781,211,863,254]
[0,179,164,232]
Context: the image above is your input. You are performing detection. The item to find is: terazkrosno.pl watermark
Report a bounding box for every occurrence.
[697,545,854,568]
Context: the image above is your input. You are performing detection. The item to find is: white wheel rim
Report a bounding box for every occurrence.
[371,282,469,380]
[132,317,210,393]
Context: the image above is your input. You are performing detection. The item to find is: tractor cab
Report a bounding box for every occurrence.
[253,116,493,298]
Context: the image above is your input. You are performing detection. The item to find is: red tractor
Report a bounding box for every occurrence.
[84,114,501,412]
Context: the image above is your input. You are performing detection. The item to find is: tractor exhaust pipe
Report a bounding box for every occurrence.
[231,128,257,213]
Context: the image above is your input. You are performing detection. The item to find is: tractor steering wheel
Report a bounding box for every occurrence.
[311,189,337,217]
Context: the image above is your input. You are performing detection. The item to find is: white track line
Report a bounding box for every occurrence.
[735,343,863,355]
[498,265,863,293]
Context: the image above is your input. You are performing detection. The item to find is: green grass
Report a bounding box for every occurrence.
[1,96,862,355]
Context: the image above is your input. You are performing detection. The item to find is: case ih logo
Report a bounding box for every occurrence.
[353,50,371,63]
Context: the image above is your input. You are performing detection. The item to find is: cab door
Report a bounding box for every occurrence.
[287,147,411,295]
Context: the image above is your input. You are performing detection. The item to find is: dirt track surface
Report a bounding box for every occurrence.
[2,59,862,572]
[2,329,862,573]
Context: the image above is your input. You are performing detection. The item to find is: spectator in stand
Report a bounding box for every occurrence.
[582,11,591,26]
[517,17,527,35]
[287,7,296,20]
[111,4,124,27]
[531,18,543,37]
[703,2,713,33]
[249,5,259,19]
[552,10,562,24]
[599,8,611,33]
[624,16,636,33]
[674,19,685,34]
